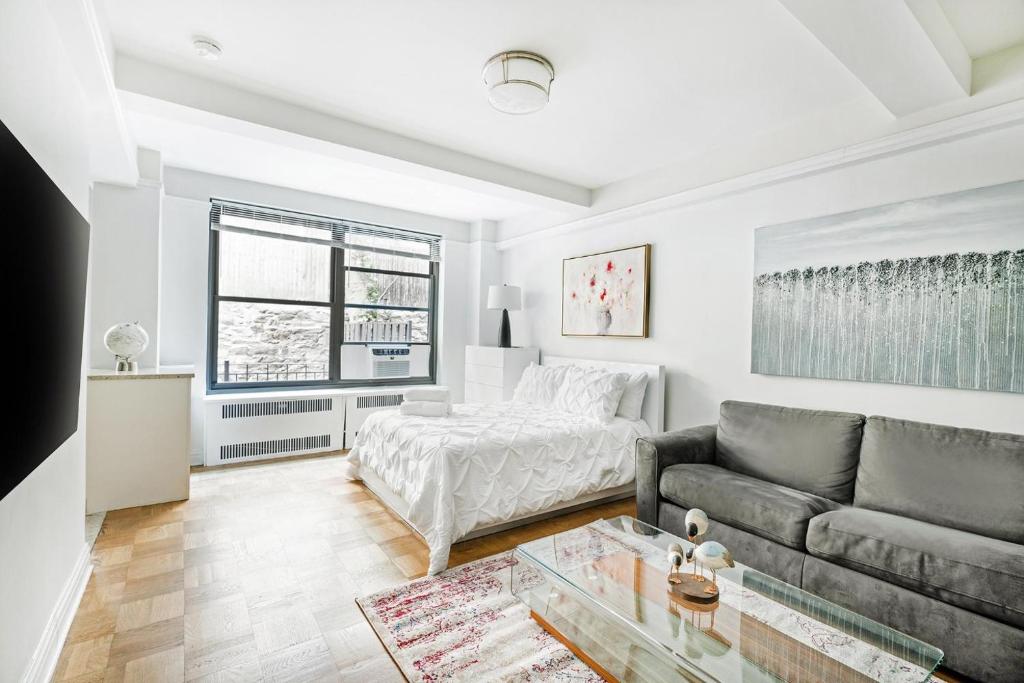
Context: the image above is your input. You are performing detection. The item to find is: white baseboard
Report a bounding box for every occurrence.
[20,543,93,683]
[190,450,203,467]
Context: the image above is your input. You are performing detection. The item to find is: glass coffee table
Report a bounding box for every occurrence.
[511,516,942,682]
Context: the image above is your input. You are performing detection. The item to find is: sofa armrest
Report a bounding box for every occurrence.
[635,425,717,526]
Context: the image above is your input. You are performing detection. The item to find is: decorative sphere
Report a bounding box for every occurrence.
[104,322,149,359]
[684,508,710,537]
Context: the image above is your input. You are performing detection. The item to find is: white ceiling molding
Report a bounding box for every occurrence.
[125,105,538,222]
[115,56,592,212]
[495,98,1024,250]
[777,0,970,116]
[46,0,138,185]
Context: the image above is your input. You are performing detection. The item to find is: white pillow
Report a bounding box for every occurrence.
[616,372,649,421]
[553,366,629,422]
[512,363,567,406]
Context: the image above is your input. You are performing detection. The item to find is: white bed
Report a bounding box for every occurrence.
[348,356,665,574]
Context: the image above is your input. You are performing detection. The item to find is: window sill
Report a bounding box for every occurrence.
[202,382,438,403]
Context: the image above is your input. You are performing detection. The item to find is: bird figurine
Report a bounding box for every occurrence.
[684,509,709,578]
[684,508,709,540]
[684,545,702,580]
[666,542,685,584]
[694,541,734,593]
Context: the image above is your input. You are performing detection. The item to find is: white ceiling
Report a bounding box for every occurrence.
[102,0,871,190]
[937,0,1024,58]
[99,0,1024,225]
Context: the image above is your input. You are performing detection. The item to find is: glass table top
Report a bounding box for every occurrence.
[512,516,942,683]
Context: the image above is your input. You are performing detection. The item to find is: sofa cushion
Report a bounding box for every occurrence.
[716,401,865,503]
[855,416,1024,544]
[807,507,1024,628]
[659,463,840,549]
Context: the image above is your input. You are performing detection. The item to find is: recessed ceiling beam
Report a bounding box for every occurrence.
[46,0,138,185]
[115,57,592,211]
[777,0,971,116]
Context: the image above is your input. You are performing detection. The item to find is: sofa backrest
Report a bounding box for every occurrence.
[855,416,1024,544]
[716,401,865,503]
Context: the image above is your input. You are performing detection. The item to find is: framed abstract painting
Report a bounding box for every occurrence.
[562,244,651,337]
[751,180,1023,393]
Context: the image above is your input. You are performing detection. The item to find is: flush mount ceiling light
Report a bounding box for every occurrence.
[482,51,554,115]
[192,36,222,61]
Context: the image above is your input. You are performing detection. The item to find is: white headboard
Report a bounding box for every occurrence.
[542,355,665,432]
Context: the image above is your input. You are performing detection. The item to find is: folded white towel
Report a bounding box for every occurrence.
[403,386,451,403]
[400,400,451,417]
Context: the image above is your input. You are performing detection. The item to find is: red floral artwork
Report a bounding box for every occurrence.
[563,246,647,336]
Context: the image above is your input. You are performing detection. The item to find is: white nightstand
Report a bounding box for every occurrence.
[464,345,539,404]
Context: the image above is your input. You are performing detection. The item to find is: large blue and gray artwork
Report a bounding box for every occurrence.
[752,181,1023,393]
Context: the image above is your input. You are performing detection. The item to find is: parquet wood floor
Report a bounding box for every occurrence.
[53,451,634,682]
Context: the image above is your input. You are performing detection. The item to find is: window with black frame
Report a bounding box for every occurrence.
[208,200,440,390]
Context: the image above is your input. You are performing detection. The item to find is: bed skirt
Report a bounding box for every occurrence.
[356,464,634,571]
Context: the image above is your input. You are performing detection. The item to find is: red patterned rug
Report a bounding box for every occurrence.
[356,551,600,681]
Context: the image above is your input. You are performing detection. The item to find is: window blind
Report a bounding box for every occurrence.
[209,199,442,262]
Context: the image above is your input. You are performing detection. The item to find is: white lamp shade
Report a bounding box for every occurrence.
[487,285,522,311]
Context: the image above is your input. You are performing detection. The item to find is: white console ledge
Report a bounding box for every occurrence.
[88,365,195,381]
[86,365,193,513]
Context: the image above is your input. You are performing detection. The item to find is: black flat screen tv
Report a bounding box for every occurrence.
[2,118,90,501]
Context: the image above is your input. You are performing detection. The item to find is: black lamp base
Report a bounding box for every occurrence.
[499,308,512,348]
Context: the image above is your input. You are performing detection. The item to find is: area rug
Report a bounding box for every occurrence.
[356,550,600,682]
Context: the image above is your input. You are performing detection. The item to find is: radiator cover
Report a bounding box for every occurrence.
[344,392,404,448]
[204,395,345,466]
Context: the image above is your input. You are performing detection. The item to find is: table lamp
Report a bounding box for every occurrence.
[487,284,522,348]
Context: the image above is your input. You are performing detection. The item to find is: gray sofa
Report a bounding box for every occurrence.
[636,400,1024,681]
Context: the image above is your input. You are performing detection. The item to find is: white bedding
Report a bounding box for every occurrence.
[347,401,650,574]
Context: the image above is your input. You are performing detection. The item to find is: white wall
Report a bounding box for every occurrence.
[89,177,162,368]
[164,168,471,241]
[466,221,503,347]
[159,195,210,459]
[0,0,93,680]
[159,169,475,460]
[500,125,1024,434]
[438,239,470,398]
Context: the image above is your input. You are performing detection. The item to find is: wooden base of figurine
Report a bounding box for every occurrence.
[667,572,719,605]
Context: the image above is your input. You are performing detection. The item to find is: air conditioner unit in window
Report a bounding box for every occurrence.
[339,343,429,380]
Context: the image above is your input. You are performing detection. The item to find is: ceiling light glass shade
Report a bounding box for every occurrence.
[482,51,554,115]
